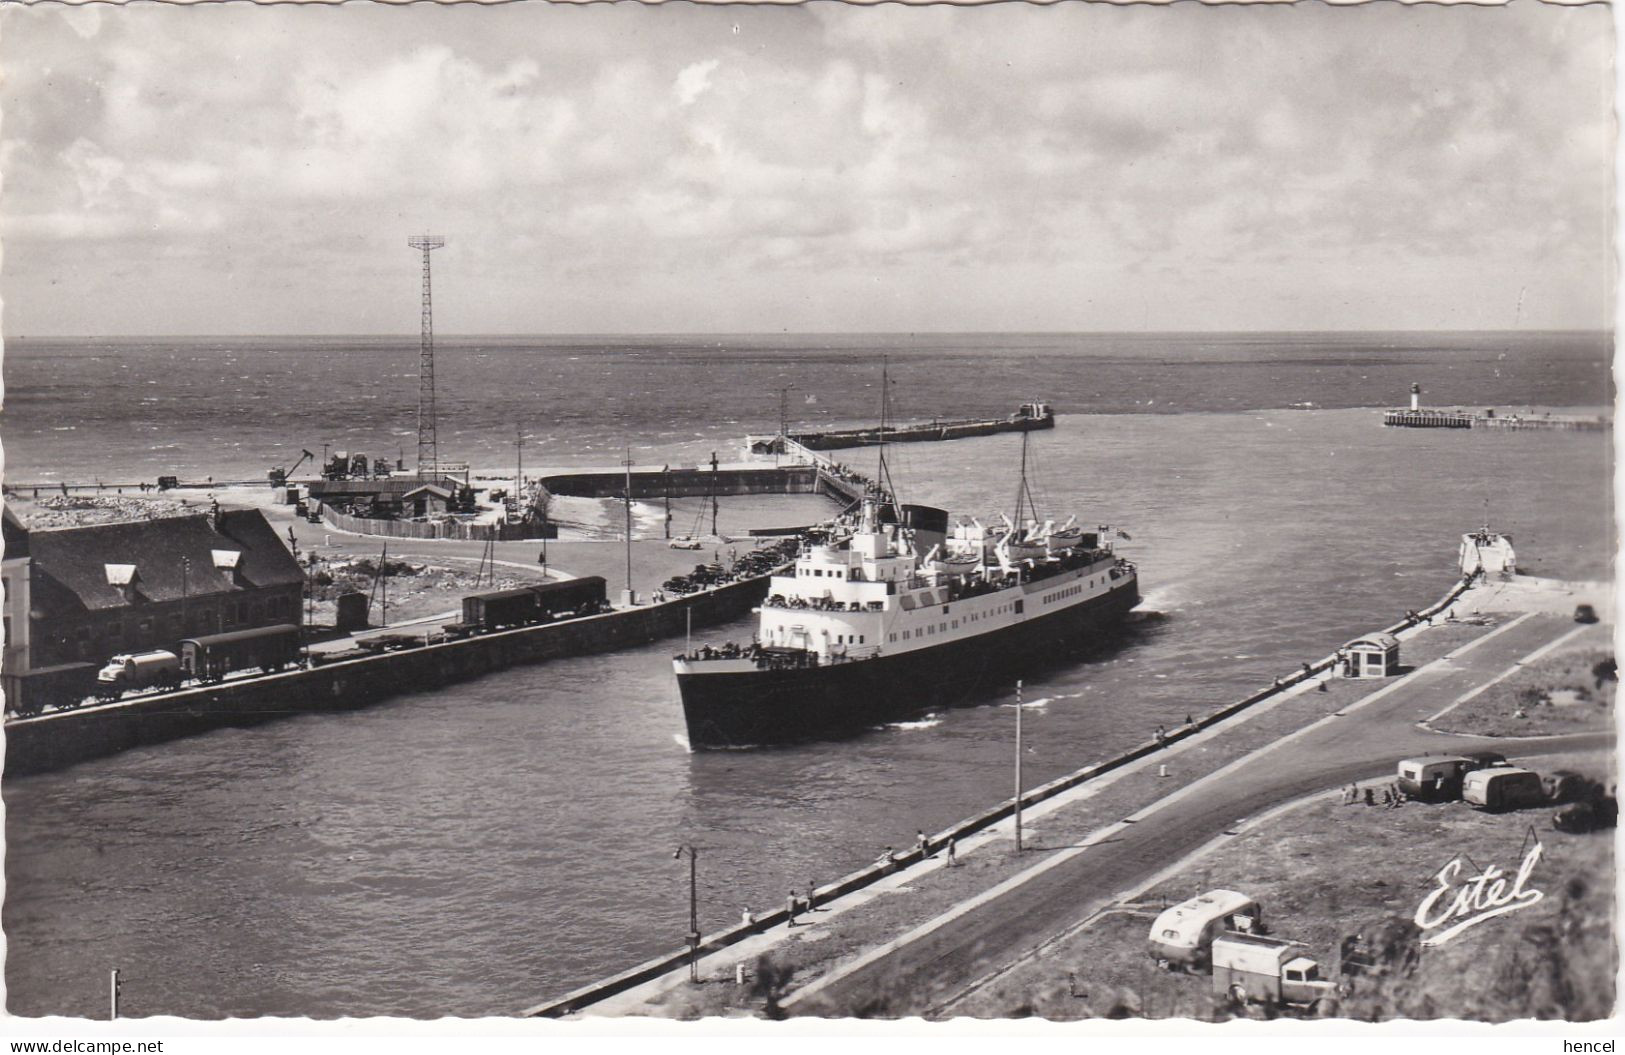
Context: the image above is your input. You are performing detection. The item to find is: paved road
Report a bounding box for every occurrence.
[790,613,1612,1016]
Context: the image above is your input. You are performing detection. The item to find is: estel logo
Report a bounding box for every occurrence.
[1414,843,1544,947]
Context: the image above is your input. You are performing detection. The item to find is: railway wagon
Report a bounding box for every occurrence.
[460,576,609,632]
[180,624,302,682]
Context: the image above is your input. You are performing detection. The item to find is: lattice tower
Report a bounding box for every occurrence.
[408,235,446,478]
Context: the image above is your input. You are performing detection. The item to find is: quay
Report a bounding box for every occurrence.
[1384,408,1609,431]
[2,567,779,776]
[2,448,879,775]
[1383,386,1609,432]
[523,572,1614,1018]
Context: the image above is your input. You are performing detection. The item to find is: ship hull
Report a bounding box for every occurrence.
[676,576,1140,748]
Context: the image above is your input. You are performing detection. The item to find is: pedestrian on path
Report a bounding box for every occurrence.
[916,829,932,858]
[946,837,957,867]
[785,891,800,928]
[1154,725,1166,747]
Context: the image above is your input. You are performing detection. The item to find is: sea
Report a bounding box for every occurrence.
[1,331,1615,1017]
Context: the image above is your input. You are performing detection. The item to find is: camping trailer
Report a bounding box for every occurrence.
[1463,767,1546,811]
[1148,889,1263,969]
[1396,756,1475,801]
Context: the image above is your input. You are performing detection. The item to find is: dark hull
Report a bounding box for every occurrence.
[677,577,1139,747]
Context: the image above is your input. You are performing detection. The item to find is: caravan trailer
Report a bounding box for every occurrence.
[1147,889,1264,969]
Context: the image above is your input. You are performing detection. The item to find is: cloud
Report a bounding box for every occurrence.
[674,59,719,106]
[0,2,1612,335]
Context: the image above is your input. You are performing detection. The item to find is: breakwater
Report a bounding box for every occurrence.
[1384,408,1609,431]
[522,574,1475,1017]
[541,465,818,500]
[4,569,778,777]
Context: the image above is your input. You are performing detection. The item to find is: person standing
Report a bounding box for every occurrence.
[785,891,800,928]
[916,829,931,858]
[946,836,957,867]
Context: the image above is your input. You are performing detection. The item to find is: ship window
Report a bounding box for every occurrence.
[903,631,910,639]
[859,636,864,644]
[889,633,896,642]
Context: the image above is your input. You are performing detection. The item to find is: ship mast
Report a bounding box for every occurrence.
[1010,428,1040,530]
[874,358,902,521]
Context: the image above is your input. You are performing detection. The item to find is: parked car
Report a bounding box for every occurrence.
[1148,890,1264,970]
[1554,797,1618,834]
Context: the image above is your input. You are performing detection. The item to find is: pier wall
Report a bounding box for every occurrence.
[1384,408,1609,431]
[541,467,818,501]
[4,571,778,777]
[522,575,1475,1018]
[318,507,549,541]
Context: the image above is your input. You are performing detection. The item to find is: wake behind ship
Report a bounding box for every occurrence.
[673,489,1140,748]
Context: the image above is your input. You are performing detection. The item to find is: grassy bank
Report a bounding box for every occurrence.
[950,748,1615,1022]
[1432,630,1615,737]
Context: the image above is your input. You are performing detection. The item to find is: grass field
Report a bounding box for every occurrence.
[1432,636,1615,737]
[949,749,1615,1022]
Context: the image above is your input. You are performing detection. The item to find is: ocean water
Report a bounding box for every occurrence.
[1,330,1610,482]
[1,332,1614,1017]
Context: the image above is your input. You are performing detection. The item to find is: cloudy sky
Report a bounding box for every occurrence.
[0,2,1612,336]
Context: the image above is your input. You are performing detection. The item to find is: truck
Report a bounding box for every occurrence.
[1463,766,1546,811]
[179,624,302,683]
[1147,889,1264,970]
[95,650,183,699]
[1210,934,1337,1011]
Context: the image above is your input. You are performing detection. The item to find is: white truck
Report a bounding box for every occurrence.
[96,650,183,699]
[1210,933,1337,1012]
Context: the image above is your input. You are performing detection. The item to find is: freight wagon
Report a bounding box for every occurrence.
[452,577,609,634]
[179,624,303,683]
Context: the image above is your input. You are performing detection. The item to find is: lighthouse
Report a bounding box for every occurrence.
[1410,383,1421,411]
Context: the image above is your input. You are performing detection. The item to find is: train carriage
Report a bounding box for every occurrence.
[179,624,302,683]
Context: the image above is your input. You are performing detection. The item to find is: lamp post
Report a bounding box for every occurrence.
[673,845,700,982]
[1014,679,1024,852]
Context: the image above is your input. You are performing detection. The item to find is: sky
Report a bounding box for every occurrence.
[0,1,1613,336]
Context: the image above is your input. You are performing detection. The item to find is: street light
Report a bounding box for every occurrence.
[674,845,700,982]
[1014,679,1024,852]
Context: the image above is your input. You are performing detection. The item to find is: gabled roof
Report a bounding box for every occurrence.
[402,484,454,500]
[29,510,301,613]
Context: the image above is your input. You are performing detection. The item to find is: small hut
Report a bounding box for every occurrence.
[1343,633,1400,678]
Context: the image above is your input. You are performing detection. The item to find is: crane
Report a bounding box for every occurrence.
[269,449,315,489]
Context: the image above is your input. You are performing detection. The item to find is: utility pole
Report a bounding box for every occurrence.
[1014,679,1024,852]
[710,451,720,538]
[180,556,190,635]
[408,234,446,479]
[623,450,635,601]
[674,845,700,982]
[515,424,524,513]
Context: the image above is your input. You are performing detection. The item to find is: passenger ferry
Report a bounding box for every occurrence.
[672,457,1140,747]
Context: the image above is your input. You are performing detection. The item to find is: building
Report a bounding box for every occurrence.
[3,506,304,713]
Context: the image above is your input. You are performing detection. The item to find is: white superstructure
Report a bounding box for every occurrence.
[679,494,1136,673]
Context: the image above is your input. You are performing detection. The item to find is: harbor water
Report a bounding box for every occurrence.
[2,332,1613,1017]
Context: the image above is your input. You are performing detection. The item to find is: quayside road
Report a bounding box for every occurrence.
[785,611,1611,1016]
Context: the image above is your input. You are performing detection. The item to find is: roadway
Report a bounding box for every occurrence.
[787,612,1612,1016]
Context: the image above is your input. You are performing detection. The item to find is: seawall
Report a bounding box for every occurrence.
[4,570,778,777]
[521,574,1474,1017]
[542,466,818,500]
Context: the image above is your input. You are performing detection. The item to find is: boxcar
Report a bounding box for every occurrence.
[180,624,302,682]
[461,577,609,631]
